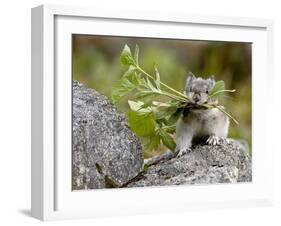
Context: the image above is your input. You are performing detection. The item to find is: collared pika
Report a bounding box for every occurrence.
[176,72,229,156]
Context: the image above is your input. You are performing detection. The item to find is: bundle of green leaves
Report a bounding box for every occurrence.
[111,44,238,152]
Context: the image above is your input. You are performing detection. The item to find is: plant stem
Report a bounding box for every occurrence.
[203,103,239,125]
[135,64,239,124]
[136,66,188,100]
[162,91,187,102]
[216,106,239,125]
[209,89,236,98]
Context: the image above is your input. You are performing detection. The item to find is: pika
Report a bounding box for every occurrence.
[176,72,229,157]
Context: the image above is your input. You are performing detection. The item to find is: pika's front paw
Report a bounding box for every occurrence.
[176,148,192,157]
[206,135,220,146]
[221,137,230,144]
[206,136,229,145]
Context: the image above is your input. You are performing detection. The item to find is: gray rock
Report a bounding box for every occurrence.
[126,139,251,187]
[72,81,143,189]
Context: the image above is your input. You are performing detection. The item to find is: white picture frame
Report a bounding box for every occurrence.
[31,4,274,221]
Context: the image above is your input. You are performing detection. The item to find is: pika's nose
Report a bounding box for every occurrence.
[193,93,200,102]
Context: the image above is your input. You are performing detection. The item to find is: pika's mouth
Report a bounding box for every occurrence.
[188,101,208,109]
[191,100,208,106]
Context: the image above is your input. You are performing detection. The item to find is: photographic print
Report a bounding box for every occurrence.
[72,35,252,190]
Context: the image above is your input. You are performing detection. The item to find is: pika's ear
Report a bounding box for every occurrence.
[188,72,196,80]
[208,75,216,88]
[185,72,196,91]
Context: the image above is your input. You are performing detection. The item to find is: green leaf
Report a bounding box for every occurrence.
[128,100,153,116]
[127,110,156,137]
[131,72,142,86]
[151,101,179,120]
[151,101,171,107]
[128,100,145,112]
[142,135,161,151]
[135,79,161,100]
[162,125,176,134]
[111,66,138,103]
[135,90,161,102]
[120,45,135,66]
[154,66,161,90]
[111,76,136,104]
[145,77,160,93]
[166,108,183,125]
[209,80,236,98]
[210,80,225,96]
[158,129,176,151]
[123,65,136,77]
[134,76,162,101]
[134,44,139,66]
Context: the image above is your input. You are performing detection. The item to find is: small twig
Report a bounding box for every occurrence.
[136,66,189,100]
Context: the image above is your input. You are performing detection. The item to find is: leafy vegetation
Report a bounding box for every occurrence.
[111,45,238,151]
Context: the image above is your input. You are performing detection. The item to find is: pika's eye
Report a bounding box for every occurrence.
[206,90,209,94]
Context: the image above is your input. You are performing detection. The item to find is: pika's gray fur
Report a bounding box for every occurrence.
[176,72,229,156]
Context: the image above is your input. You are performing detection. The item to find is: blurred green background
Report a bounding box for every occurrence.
[73,35,252,157]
